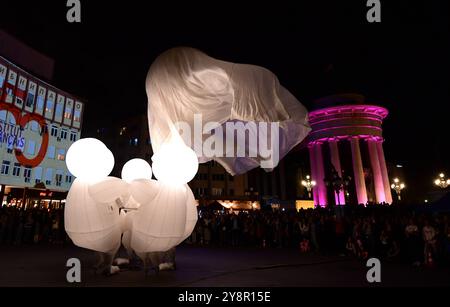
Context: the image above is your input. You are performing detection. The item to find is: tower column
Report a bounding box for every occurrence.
[367,138,386,203]
[314,142,327,206]
[329,139,345,205]
[376,139,393,204]
[308,145,319,206]
[350,137,368,205]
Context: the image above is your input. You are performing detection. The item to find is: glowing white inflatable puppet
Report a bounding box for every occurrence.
[146,47,311,175]
[64,138,129,274]
[64,140,198,274]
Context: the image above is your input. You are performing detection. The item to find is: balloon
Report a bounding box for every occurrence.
[121,158,153,183]
[66,138,114,183]
[152,141,198,186]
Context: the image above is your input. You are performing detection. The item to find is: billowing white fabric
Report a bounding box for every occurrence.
[146,47,311,175]
[131,184,197,253]
[64,179,122,253]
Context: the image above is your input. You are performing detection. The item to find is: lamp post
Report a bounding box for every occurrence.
[434,173,450,189]
[391,177,405,201]
[301,175,316,199]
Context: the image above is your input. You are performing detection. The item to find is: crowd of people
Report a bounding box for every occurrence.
[189,204,450,267]
[0,207,66,246]
[1,204,450,267]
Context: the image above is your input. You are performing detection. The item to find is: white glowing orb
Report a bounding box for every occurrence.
[121,158,153,183]
[152,142,198,185]
[66,138,114,182]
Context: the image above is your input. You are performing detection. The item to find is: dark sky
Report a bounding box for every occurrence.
[1,1,449,201]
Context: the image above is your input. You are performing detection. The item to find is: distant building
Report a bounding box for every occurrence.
[0,49,84,209]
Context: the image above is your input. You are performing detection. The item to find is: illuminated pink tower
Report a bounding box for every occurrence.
[307,94,392,206]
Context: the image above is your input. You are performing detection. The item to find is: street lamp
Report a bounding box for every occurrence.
[301,175,316,198]
[434,173,450,189]
[391,178,405,201]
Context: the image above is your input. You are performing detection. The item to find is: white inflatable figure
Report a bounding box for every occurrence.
[146,47,311,175]
[64,138,127,275]
[131,139,198,254]
[113,143,198,274]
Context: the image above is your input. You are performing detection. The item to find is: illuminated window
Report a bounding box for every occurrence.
[27,140,36,155]
[30,121,39,132]
[15,96,23,107]
[45,99,54,113]
[55,171,63,187]
[51,126,58,137]
[47,146,55,159]
[211,188,223,196]
[65,173,72,183]
[1,160,10,175]
[60,129,68,140]
[5,88,14,103]
[70,132,77,142]
[55,102,63,119]
[34,167,42,183]
[129,138,138,146]
[12,163,21,177]
[45,168,53,185]
[57,149,65,161]
[26,92,35,108]
[73,110,81,122]
[24,167,32,183]
[36,95,45,113]
[64,106,72,120]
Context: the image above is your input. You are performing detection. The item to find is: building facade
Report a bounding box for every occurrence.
[306,94,392,206]
[0,55,84,208]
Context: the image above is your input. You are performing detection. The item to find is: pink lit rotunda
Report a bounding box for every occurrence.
[307,94,392,207]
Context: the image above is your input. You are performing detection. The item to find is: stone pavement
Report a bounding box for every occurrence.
[0,244,449,287]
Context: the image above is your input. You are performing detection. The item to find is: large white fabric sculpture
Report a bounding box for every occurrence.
[146,47,311,175]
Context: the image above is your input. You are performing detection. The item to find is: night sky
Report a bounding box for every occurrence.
[1,1,449,201]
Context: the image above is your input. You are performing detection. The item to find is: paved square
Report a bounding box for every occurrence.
[0,244,449,287]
